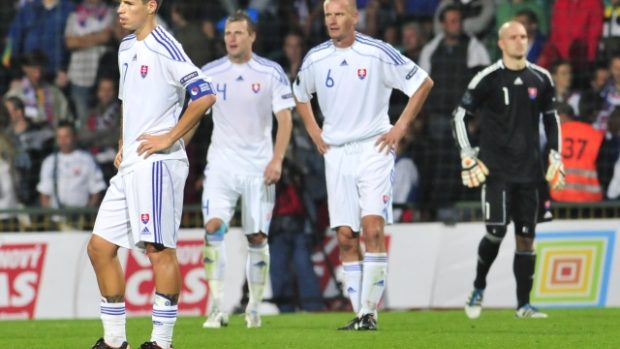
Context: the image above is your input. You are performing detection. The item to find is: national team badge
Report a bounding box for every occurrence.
[141,213,150,224]
[251,83,261,93]
[528,87,538,100]
[140,65,149,78]
[383,194,389,203]
[357,68,367,80]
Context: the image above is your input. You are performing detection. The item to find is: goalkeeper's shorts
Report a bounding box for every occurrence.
[482,178,538,227]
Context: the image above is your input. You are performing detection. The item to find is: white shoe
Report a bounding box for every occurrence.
[515,304,548,318]
[202,310,229,328]
[464,288,484,319]
[245,310,261,328]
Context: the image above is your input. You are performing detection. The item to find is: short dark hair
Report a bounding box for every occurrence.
[515,9,539,25]
[20,50,48,68]
[439,4,461,23]
[56,120,76,133]
[550,59,570,75]
[4,96,25,113]
[226,10,256,34]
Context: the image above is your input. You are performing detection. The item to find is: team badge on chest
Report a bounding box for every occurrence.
[251,83,261,93]
[140,65,149,78]
[528,87,538,100]
[357,68,367,80]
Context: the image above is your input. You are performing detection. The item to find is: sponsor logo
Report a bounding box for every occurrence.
[251,83,261,93]
[180,71,198,85]
[124,240,208,315]
[357,68,367,80]
[405,66,418,80]
[140,65,148,78]
[528,87,538,99]
[281,93,293,99]
[236,75,244,81]
[340,59,348,66]
[0,243,47,319]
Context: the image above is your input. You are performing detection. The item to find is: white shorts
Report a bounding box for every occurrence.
[324,136,394,232]
[202,167,275,235]
[93,159,188,250]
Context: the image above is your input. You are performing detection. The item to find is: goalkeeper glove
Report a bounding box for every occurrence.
[460,147,489,188]
[545,149,565,190]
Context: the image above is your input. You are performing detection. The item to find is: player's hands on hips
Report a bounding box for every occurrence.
[309,127,329,154]
[545,149,565,190]
[460,147,489,188]
[376,123,405,154]
[137,133,173,158]
[114,148,122,169]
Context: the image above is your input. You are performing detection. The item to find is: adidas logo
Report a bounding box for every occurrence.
[132,54,137,61]
[374,280,385,287]
[340,59,348,66]
[254,261,268,267]
[203,257,213,263]
[141,226,149,235]
[346,287,356,294]
[514,77,523,85]
[236,75,244,81]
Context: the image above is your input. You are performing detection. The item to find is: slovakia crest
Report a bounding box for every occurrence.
[357,68,367,80]
[140,65,149,78]
[251,83,261,93]
[528,87,538,100]
[141,213,150,224]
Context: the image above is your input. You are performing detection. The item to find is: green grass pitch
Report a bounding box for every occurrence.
[1,309,619,348]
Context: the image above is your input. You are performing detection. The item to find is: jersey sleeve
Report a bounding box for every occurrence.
[36,156,54,195]
[381,49,428,97]
[292,54,316,103]
[540,71,561,152]
[453,71,489,150]
[86,155,107,194]
[166,55,215,101]
[271,64,295,113]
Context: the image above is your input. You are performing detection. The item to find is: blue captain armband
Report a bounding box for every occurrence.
[186,79,215,100]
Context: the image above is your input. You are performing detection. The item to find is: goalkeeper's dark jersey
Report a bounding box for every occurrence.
[452,60,560,183]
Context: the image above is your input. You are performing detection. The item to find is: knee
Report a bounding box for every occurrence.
[485,225,507,241]
[515,235,535,252]
[247,232,268,247]
[87,235,115,263]
[362,217,384,248]
[336,227,360,253]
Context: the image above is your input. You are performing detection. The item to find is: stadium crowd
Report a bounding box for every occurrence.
[1,0,620,232]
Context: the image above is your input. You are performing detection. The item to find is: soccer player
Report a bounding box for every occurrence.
[293,0,433,330]
[86,0,216,348]
[453,21,565,319]
[199,11,293,329]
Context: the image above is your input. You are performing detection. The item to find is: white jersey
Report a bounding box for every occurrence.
[201,55,294,174]
[293,32,428,145]
[118,26,214,173]
[37,150,107,208]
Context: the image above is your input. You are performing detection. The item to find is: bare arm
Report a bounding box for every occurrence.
[137,94,216,158]
[295,99,329,154]
[376,77,434,153]
[40,194,51,208]
[264,108,293,185]
[65,28,112,49]
[88,192,103,207]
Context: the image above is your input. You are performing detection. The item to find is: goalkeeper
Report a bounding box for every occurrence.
[451,21,564,319]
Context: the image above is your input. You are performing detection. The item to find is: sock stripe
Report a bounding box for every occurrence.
[343,264,362,272]
[101,308,126,315]
[364,256,388,263]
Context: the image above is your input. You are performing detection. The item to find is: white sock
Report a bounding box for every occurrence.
[246,243,269,311]
[359,253,388,316]
[342,261,363,314]
[204,240,226,311]
[100,300,126,347]
[150,293,177,349]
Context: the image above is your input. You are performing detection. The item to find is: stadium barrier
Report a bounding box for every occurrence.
[0,220,618,320]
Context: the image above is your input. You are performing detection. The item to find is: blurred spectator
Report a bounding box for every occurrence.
[394,0,440,21]
[579,64,609,124]
[418,4,489,216]
[433,0,495,39]
[514,8,546,63]
[64,0,115,128]
[538,0,603,89]
[4,51,73,126]
[601,0,620,61]
[393,124,419,222]
[3,96,53,206]
[550,60,580,115]
[0,132,19,231]
[37,121,106,228]
[269,158,324,313]
[496,0,547,36]
[275,29,305,80]
[400,21,426,62]
[170,1,218,66]
[551,103,604,202]
[599,107,620,195]
[594,56,620,131]
[362,0,398,38]
[6,0,75,81]
[78,76,120,183]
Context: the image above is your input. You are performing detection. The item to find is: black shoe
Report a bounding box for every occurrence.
[139,342,173,349]
[358,313,377,331]
[337,316,361,330]
[90,338,130,349]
